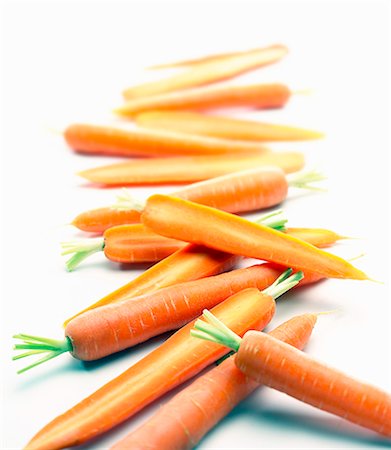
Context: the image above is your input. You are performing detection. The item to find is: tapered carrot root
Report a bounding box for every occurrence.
[64,124,269,158]
[135,111,324,141]
[74,166,322,233]
[111,312,317,450]
[147,45,282,70]
[78,152,305,186]
[24,287,279,449]
[193,313,391,438]
[122,44,288,99]
[141,194,368,280]
[117,83,291,116]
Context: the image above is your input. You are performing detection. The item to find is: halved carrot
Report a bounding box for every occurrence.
[111,312,317,449]
[78,152,305,186]
[147,45,282,70]
[14,266,316,368]
[192,311,391,437]
[73,166,321,233]
[122,44,288,99]
[62,222,345,271]
[24,280,288,449]
[64,123,269,158]
[141,194,368,280]
[135,111,324,141]
[117,83,291,116]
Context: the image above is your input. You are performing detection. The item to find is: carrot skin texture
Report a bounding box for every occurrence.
[111,313,317,450]
[72,208,141,233]
[122,44,288,99]
[66,263,320,361]
[64,124,269,158]
[118,83,291,116]
[26,289,276,450]
[236,331,391,437]
[64,244,240,325]
[135,111,324,141]
[64,226,336,324]
[78,152,305,186]
[74,166,288,233]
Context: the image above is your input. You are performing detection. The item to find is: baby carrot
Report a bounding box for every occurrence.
[64,124,269,158]
[141,194,368,280]
[117,83,290,116]
[147,45,284,70]
[192,311,391,437]
[73,167,321,233]
[135,111,324,141]
[111,312,317,450]
[24,276,297,449]
[63,220,341,324]
[122,44,288,99]
[78,152,305,186]
[15,266,317,368]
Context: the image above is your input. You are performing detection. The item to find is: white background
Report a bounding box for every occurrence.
[1,0,390,449]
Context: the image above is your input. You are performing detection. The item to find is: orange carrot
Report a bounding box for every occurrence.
[64,123,269,158]
[141,194,368,280]
[78,152,305,186]
[63,219,344,271]
[117,83,290,116]
[73,166,321,233]
[23,281,287,449]
[14,266,316,369]
[63,221,341,324]
[135,111,324,141]
[147,45,282,70]
[112,312,317,450]
[192,311,391,437]
[122,44,288,99]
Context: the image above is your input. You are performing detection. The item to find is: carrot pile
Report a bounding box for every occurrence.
[13,43,389,450]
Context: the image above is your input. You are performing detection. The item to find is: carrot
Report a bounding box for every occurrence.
[122,44,288,99]
[14,265,318,368]
[73,167,322,233]
[117,83,291,116]
[141,194,368,280]
[78,152,305,186]
[63,218,342,325]
[147,45,281,70]
[64,123,269,158]
[111,312,317,450]
[23,274,301,449]
[192,311,391,437]
[135,111,324,141]
[63,216,344,271]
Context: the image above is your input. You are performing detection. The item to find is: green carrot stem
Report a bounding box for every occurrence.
[13,335,73,374]
[191,269,303,349]
[255,210,287,232]
[111,189,145,212]
[287,169,327,191]
[61,238,105,271]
